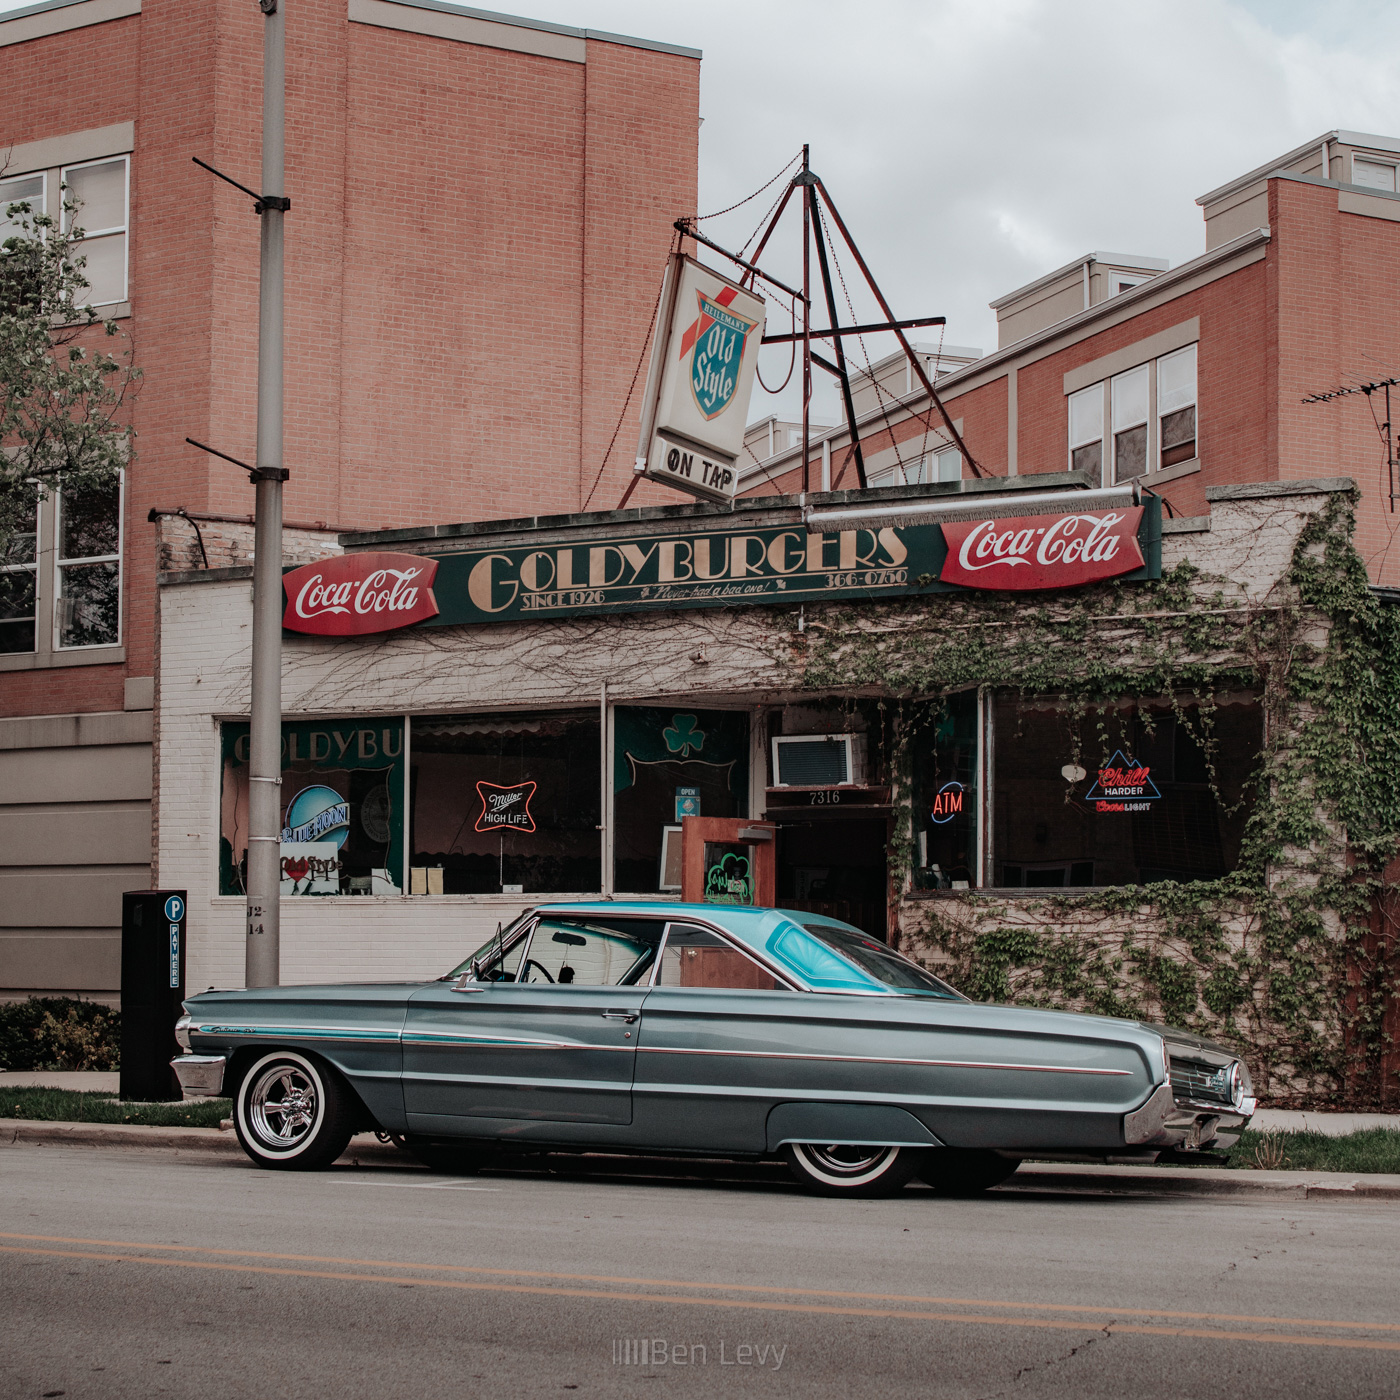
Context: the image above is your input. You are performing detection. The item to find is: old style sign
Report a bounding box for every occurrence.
[939,507,1145,591]
[635,255,767,504]
[282,552,440,635]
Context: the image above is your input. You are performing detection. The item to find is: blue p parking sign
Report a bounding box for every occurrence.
[164,894,185,923]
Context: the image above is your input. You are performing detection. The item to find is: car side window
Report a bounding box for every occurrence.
[656,923,790,991]
[519,917,659,987]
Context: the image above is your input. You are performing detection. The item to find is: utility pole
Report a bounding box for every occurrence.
[246,0,289,986]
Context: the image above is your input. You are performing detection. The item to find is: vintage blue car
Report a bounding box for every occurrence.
[173,901,1256,1196]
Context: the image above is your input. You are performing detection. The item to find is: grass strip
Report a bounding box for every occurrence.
[2,1088,230,1129]
[1224,1127,1400,1174]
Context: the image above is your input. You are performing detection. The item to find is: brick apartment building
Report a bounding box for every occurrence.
[0,0,700,1001]
[740,129,1400,594]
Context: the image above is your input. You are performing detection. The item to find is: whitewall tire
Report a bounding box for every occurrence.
[782,1142,922,1197]
[233,1050,355,1171]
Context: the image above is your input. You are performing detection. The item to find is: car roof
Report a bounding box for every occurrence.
[530,901,867,948]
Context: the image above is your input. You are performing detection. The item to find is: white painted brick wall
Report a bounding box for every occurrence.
[156,489,1336,992]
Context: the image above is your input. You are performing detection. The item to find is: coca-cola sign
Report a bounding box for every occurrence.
[282,552,440,636]
[939,507,1145,591]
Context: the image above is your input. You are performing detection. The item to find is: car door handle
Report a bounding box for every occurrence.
[601,1009,638,1022]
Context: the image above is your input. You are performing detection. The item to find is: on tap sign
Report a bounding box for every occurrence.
[634,254,767,504]
[282,552,440,636]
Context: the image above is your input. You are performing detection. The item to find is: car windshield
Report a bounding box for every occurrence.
[767,920,964,999]
[444,912,533,980]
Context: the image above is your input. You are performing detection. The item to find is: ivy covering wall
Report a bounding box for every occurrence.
[789,488,1400,1106]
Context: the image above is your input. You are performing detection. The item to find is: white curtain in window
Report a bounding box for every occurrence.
[1111,365,1149,430]
[1158,345,1197,415]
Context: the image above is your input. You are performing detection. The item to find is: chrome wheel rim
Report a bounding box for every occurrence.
[247,1063,320,1151]
[793,1143,899,1184]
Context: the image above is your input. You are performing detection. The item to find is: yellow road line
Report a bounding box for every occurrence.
[4,1243,1400,1355]
[1,1231,1395,1335]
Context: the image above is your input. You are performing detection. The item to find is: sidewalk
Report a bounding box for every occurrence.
[1,1071,121,1093]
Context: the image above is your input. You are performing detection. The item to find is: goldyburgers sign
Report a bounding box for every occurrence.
[282,497,1159,636]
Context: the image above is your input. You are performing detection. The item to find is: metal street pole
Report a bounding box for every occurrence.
[246,0,288,987]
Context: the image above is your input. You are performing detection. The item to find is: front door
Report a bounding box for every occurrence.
[402,913,664,1128]
[774,816,889,941]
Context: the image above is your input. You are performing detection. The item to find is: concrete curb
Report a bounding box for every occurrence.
[4,1119,1398,1197]
[1007,1161,1400,1201]
[1,1119,404,1163]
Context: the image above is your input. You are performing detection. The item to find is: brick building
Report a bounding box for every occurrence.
[740,130,1400,592]
[0,0,700,1001]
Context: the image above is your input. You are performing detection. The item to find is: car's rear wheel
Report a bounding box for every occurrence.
[782,1142,922,1197]
[917,1149,1021,1196]
[233,1050,355,1171]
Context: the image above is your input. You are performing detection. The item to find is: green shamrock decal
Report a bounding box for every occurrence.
[663,714,706,758]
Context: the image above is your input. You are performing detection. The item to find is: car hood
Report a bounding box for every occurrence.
[1136,1021,1240,1059]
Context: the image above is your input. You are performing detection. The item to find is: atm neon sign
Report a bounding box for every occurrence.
[930,781,965,824]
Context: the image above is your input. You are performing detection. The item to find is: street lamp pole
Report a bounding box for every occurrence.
[245,0,288,987]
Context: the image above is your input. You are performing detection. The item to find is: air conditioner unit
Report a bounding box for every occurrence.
[772,733,855,787]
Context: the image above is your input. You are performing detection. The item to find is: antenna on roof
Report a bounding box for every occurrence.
[1303,376,1399,511]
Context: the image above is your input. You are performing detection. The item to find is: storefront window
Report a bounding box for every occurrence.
[613,706,750,893]
[220,719,406,896]
[910,690,979,889]
[992,693,1260,887]
[410,711,600,894]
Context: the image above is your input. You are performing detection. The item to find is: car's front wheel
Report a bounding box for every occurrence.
[233,1050,355,1170]
[782,1142,923,1197]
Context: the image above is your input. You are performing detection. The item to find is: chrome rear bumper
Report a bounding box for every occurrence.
[171,1054,227,1099]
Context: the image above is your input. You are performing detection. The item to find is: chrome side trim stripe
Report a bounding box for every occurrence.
[196,1024,400,1044]
[402,1032,577,1051]
[634,1045,1132,1076]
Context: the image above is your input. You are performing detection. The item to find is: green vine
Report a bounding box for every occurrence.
[786,490,1400,1107]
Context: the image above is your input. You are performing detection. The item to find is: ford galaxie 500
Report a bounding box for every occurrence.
[172,902,1255,1196]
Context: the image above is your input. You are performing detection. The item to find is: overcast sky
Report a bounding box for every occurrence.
[6,0,1399,420]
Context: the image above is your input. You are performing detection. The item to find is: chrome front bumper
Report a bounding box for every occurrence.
[171,1054,228,1099]
[1124,1080,1255,1150]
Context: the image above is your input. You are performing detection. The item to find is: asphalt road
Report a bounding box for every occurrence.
[3,1143,1400,1400]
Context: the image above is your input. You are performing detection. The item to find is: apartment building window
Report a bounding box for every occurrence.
[1068,384,1103,477]
[867,445,960,489]
[57,479,122,647]
[1,171,45,233]
[62,157,128,307]
[1352,156,1398,192]
[1110,364,1149,481]
[1068,343,1197,483]
[0,476,123,660]
[918,447,961,483]
[1158,345,1197,467]
[0,490,39,655]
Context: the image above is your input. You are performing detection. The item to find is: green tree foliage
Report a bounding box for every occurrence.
[0,183,140,559]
